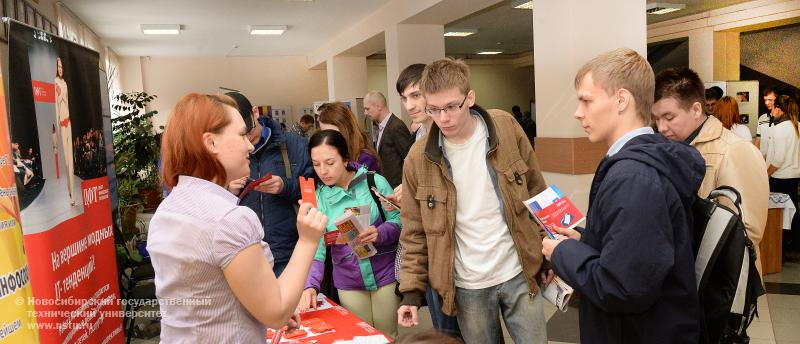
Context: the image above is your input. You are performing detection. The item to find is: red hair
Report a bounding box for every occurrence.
[714,96,740,130]
[160,93,237,190]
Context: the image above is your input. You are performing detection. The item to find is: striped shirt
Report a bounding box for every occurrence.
[147,176,274,343]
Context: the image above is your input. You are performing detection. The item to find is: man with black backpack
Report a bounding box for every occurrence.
[652,68,769,343]
[652,68,769,276]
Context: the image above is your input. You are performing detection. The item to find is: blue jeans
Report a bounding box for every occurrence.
[426,287,461,337]
[455,272,547,344]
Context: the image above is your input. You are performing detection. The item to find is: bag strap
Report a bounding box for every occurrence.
[366,172,387,223]
[281,143,292,179]
[709,185,745,224]
[281,143,299,214]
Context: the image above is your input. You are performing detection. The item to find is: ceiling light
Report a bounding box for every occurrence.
[444,29,478,37]
[477,50,503,55]
[646,2,686,14]
[141,24,181,35]
[250,25,288,35]
[514,1,533,10]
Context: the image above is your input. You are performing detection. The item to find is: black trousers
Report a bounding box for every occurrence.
[769,177,800,249]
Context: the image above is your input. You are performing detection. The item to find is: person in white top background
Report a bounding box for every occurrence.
[766,94,800,250]
[714,96,753,142]
[756,88,778,155]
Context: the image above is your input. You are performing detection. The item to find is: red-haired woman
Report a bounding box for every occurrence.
[713,96,752,142]
[147,93,327,342]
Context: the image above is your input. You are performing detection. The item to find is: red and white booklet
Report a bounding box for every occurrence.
[523,185,585,238]
[523,185,580,312]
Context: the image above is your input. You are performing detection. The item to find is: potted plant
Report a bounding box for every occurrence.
[111,91,160,227]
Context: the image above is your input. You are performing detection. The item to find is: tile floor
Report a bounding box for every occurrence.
[132,263,800,343]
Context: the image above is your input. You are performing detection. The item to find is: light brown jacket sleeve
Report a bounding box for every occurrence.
[398,146,428,307]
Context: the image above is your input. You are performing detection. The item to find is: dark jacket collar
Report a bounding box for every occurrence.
[424,104,496,163]
[252,117,286,154]
[684,116,708,144]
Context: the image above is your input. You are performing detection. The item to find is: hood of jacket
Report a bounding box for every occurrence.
[598,133,705,206]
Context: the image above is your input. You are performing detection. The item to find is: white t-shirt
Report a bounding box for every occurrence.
[757,113,772,156]
[766,120,800,179]
[443,116,522,289]
[731,123,753,142]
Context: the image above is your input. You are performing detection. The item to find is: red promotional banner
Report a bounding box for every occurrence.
[31,80,55,104]
[7,21,123,344]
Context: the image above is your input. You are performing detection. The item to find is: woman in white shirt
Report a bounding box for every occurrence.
[148,93,327,342]
[713,96,753,142]
[766,95,800,246]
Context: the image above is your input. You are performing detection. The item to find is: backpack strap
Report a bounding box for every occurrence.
[280,143,292,179]
[709,185,745,224]
[366,172,387,223]
[281,143,299,214]
[694,201,735,289]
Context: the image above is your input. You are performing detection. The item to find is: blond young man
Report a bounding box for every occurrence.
[397,58,548,343]
[542,49,703,343]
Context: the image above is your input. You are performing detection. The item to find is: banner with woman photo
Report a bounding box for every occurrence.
[0,61,40,343]
[6,20,122,343]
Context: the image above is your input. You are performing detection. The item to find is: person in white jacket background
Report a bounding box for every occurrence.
[766,94,800,249]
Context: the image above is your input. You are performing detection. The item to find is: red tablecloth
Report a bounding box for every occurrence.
[266,296,392,343]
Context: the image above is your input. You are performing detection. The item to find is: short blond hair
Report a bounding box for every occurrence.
[574,48,655,126]
[420,58,471,95]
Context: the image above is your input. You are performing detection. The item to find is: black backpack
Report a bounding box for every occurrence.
[693,186,765,344]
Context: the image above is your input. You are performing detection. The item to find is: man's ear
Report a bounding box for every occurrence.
[466,89,476,108]
[617,88,633,113]
[202,132,217,154]
[690,101,706,119]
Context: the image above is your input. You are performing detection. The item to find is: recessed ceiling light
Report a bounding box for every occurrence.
[646,2,686,14]
[514,1,533,10]
[250,25,288,35]
[444,29,478,37]
[141,24,181,35]
[477,50,503,55]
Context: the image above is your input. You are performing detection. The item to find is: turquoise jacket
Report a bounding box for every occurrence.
[304,167,401,290]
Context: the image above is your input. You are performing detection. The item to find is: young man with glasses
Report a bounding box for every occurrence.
[396,58,549,343]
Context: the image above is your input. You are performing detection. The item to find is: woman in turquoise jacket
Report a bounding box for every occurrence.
[299,130,402,337]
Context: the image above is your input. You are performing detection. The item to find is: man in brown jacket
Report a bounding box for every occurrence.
[396,58,549,343]
[653,67,769,275]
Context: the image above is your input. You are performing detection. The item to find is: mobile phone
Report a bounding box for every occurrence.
[370,186,400,210]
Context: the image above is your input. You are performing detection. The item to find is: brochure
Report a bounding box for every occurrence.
[541,276,574,312]
[332,209,377,259]
[524,185,585,236]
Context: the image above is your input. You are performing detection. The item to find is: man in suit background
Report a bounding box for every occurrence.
[364,90,414,187]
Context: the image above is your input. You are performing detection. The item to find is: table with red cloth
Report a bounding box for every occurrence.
[266,295,392,343]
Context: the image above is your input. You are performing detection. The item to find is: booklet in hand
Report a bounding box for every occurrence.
[299,176,317,207]
[332,209,377,259]
[524,185,585,236]
[238,173,272,200]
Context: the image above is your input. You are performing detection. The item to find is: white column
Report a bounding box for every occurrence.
[384,24,445,123]
[533,0,647,213]
[326,56,368,101]
[689,27,715,82]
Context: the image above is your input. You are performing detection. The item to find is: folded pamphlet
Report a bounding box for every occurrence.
[541,276,574,312]
[332,209,377,259]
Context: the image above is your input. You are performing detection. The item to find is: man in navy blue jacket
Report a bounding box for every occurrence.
[541,49,704,343]
[226,92,313,276]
